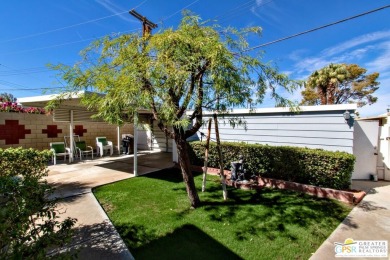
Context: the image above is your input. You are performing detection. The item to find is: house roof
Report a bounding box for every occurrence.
[357,112,389,121]
[188,104,357,116]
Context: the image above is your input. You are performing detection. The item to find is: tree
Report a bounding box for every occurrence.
[50,14,298,208]
[301,63,380,107]
[0,92,17,102]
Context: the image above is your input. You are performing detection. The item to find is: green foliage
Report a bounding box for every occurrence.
[0,148,76,259]
[49,13,299,133]
[49,13,300,207]
[301,63,380,107]
[188,141,355,190]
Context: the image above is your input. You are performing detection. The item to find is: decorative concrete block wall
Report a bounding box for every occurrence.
[0,112,133,151]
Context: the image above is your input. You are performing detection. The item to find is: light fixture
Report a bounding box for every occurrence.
[343,110,351,122]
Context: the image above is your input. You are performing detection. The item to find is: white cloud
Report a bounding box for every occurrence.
[95,0,136,23]
[285,30,390,115]
[250,0,281,25]
[290,30,390,79]
[323,30,390,57]
[357,91,390,117]
[366,41,390,72]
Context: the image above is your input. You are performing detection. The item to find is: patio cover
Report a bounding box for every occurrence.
[18,91,148,176]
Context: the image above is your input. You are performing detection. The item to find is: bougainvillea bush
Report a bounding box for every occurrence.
[0,100,45,114]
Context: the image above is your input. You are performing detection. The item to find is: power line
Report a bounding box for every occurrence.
[0,66,50,76]
[0,28,141,56]
[0,0,149,44]
[216,0,276,25]
[160,0,201,23]
[243,4,390,52]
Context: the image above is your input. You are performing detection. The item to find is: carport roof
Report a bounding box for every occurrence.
[18,91,92,110]
[18,90,152,114]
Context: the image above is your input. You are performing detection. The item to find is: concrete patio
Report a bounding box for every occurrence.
[46,151,174,259]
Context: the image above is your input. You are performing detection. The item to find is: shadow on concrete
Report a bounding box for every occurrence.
[123,224,242,260]
[357,201,387,212]
[48,220,131,259]
[341,216,359,229]
[95,152,174,174]
[47,181,94,200]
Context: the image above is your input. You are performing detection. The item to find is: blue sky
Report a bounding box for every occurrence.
[0,0,389,117]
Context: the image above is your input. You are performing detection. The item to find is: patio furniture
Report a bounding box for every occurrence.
[75,140,94,161]
[96,137,113,157]
[50,142,71,165]
[64,135,93,161]
[121,134,134,154]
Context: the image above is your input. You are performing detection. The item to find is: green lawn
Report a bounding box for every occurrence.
[93,168,352,260]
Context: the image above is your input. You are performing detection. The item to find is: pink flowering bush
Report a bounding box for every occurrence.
[0,100,45,114]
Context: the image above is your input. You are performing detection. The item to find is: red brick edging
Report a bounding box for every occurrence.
[190,165,366,204]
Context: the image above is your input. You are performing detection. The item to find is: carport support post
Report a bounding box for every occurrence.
[117,126,121,155]
[133,112,138,176]
[69,110,74,162]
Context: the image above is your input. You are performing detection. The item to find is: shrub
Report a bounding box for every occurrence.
[0,101,46,114]
[0,148,76,259]
[188,141,355,190]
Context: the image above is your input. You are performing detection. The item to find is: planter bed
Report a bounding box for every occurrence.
[191,165,366,204]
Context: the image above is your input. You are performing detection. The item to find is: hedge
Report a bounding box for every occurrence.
[188,141,355,190]
[0,148,76,259]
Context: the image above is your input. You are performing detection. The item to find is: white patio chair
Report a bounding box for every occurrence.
[50,142,71,165]
[96,137,113,157]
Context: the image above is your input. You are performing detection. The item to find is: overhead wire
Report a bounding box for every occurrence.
[159,0,201,23]
[243,4,390,52]
[0,64,65,92]
[1,2,389,90]
[0,28,141,56]
[216,0,276,25]
[0,0,149,44]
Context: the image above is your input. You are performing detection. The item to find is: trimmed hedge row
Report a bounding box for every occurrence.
[188,141,355,190]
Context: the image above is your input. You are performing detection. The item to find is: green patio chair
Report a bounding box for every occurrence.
[75,140,94,160]
[50,142,71,165]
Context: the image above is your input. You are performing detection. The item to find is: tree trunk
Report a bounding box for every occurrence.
[174,128,201,208]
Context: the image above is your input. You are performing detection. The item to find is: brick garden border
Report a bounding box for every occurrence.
[191,165,366,204]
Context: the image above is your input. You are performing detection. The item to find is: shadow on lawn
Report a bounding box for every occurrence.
[110,168,354,259]
[118,224,242,260]
[141,168,204,183]
[199,185,355,242]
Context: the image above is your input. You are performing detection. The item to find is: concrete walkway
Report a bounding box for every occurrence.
[311,180,390,259]
[46,151,174,259]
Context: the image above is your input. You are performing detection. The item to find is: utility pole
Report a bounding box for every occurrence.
[128,9,157,176]
[129,9,158,37]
